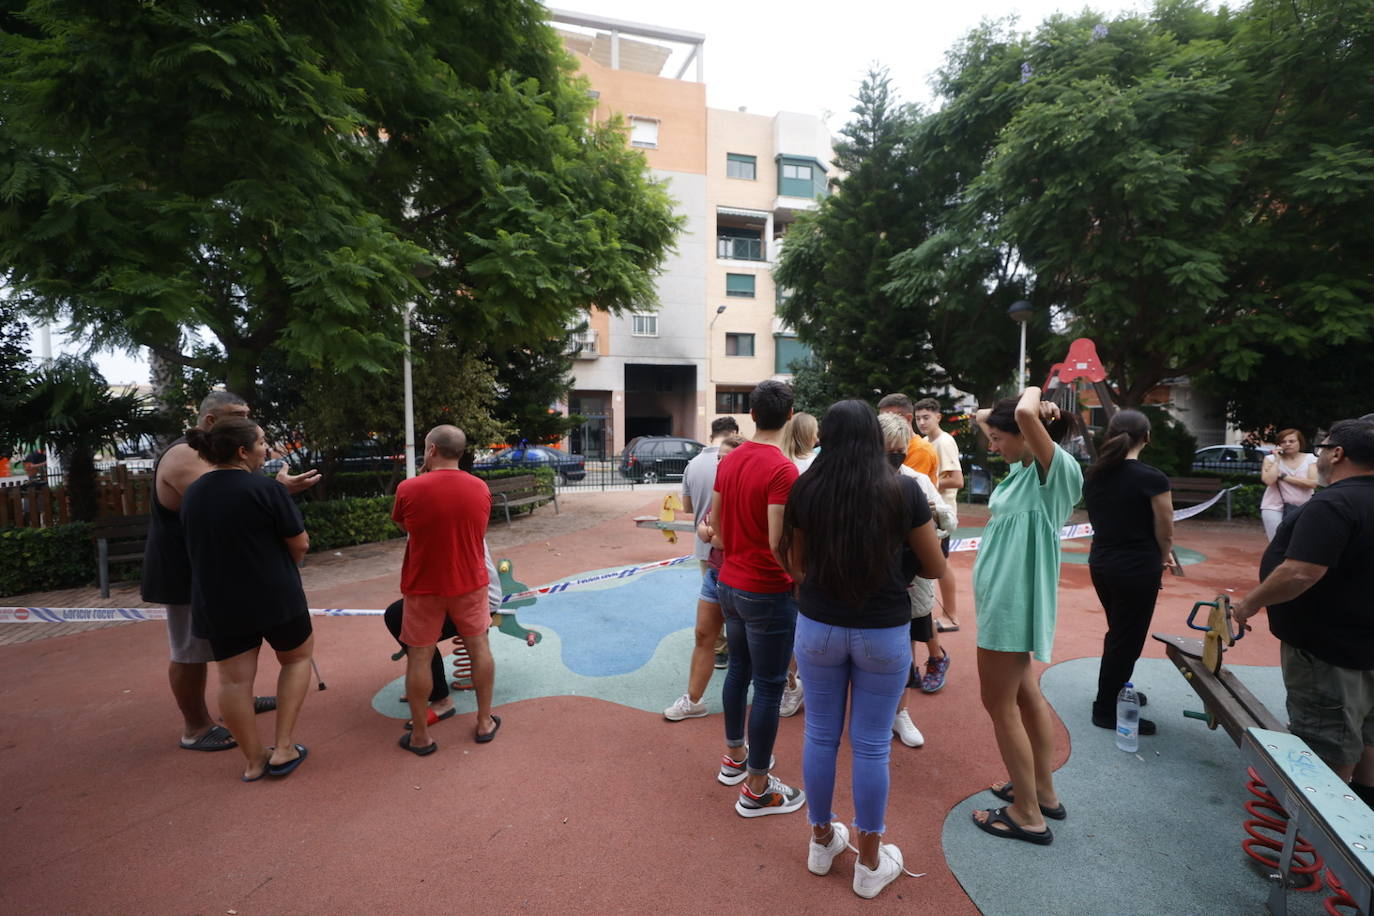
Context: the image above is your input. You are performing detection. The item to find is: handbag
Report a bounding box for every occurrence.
[1281,501,1302,522]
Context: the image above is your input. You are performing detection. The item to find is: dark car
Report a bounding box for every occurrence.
[475,445,587,484]
[618,436,705,483]
[1191,443,1273,475]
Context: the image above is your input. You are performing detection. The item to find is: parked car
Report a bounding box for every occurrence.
[618,436,705,483]
[1191,443,1273,475]
[474,445,587,484]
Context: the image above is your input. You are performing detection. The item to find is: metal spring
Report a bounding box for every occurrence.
[1242,767,1323,891]
[449,635,474,690]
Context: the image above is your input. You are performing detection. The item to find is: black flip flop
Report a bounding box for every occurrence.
[266,744,308,778]
[973,807,1053,845]
[475,714,501,744]
[398,733,437,756]
[180,724,237,752]
[990,781,1067,820]
[404,707,457,730]
[253,696,277,715]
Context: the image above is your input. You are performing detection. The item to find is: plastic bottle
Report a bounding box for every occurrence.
[1116,682,1140,752]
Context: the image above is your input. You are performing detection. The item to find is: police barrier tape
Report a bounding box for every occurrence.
[0,554,694,623]
[0,493,1236,624]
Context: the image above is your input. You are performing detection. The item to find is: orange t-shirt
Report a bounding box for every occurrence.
[904,435,939,488]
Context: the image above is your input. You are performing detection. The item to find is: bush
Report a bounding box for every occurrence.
[1199,482,1263,519]
[299,496,404,551]
[0,523,96,595]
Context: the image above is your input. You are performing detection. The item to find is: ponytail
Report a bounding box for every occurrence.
[1087,409,1150,480]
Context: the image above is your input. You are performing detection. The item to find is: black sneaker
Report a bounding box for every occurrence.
[1092,710,1157,735]
[713,652,728,669]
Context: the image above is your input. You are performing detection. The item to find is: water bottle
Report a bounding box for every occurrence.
[1116,682,1140,752]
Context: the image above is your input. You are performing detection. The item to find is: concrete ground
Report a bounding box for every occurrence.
[0,490,1330,914]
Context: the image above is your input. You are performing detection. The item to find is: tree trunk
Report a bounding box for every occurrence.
[147,347,184,448]
[63,449,100,522]
[224,354,260,407]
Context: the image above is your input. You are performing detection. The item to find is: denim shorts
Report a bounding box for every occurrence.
[698,564,720,605]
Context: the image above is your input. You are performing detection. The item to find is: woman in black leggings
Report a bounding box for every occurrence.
[1083,410,1176,736]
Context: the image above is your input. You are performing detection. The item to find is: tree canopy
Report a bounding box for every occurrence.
[0,0,681,406]
[781,0,1374,417]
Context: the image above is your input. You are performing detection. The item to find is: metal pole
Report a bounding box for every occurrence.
[1018,321,1028,391]
[403,302,416,479]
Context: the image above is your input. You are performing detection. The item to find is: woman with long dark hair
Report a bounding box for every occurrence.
[780,400,946,899]
[180,417,314,782]
[1083,409,1174,736]
[971,387,1082,845]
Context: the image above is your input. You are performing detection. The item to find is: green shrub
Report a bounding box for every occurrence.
[0,523,96,595]
[300,496,404,551]
[1199,482,1263,519]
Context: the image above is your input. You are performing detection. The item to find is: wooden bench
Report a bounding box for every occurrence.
[486,475,557,526]
[1243,728,1374,914]
[91,514,150,598]
[1168,476,1231,520]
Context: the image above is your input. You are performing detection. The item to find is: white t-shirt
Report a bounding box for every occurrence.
[929,430,961,505]
[900,464,957,535]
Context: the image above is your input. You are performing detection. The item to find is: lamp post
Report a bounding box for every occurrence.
[1007,299,1033,391]
[403,264,435,480]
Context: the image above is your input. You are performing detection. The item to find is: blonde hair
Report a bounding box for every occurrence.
[877,411,912,453]
[783,412,819,462]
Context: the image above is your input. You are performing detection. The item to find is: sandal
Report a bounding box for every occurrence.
[266,744,308,778]
[990,781,1066,820]
[398,733,437,756]
[475,714,501,744]
[253,696,278,715]
[179,724,237,752]
[404,707,456,730]
[973,807,1053,845]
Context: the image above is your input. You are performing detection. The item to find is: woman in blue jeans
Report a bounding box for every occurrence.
[779,400,946,899]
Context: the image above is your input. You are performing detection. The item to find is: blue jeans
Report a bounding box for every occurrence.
[794,614,911,833]
[718,583,798,774]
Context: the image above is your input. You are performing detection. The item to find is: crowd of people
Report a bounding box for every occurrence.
[139,385,1374,899]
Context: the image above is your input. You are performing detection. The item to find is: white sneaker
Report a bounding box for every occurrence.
[663,693,707,721]
[893,708,925,748]
[808,821,850,876]
[780,676,804,717]
[853,844,903,899]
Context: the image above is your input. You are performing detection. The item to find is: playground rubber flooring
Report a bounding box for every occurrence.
[0,491,1330,914]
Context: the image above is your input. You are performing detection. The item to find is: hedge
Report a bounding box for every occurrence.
[0,522,97,596]
[298,495,404,551]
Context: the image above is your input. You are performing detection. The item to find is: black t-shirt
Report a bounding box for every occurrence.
[794,474,932,629]
[1261,475,1374,670]
[1084,460,1171,578]
[181,470,308,638]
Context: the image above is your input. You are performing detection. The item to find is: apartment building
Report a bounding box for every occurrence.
[551,9,830,454]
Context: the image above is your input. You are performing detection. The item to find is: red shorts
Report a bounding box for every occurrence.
[400,586,490,646]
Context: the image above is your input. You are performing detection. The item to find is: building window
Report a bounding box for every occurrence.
[774,335,812,374]
[629,117,659,149]
[631,313,658,336]
[778,156,828,200]
[725,333,755,357]
[717,226,764,261]
[716,388,751,413]
[726,153,757,180]
[725,273,756,298]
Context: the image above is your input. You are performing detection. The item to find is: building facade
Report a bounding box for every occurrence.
[552,10,830,454]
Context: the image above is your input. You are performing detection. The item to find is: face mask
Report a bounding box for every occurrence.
[886,451,904,469]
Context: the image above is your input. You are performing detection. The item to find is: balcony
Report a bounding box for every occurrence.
[570,329,599,359]
[716,236,765,262]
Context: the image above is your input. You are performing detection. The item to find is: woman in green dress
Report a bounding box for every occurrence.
[970,387,1083,845]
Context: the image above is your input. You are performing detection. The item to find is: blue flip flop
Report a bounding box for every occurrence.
[266,744,308,778]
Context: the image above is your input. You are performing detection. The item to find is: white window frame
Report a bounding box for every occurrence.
[631,313,659,337]
[629,116,660,149]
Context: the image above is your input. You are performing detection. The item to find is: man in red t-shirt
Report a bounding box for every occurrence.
[390,425,494,756]
[700,379,806,818]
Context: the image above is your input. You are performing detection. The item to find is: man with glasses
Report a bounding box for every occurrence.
[1235,419,1374,809]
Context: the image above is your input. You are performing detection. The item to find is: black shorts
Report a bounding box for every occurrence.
[940,537,950,558]
[909,615,934,644]
[209,614,313,662]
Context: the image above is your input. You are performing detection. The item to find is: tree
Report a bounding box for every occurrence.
[489,335,582,447]
[775,70,940,401]
[0,1,681,402]
[5,358,162,521]
[887,1,1374,406]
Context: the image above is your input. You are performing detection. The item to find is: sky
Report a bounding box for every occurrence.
[33,0,1154,386]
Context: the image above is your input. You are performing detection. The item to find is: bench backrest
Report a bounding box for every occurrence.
[486,475,542,496]
[90,514,151,541]
[1167,476,1224,504]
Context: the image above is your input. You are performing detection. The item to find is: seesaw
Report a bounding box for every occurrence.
[1153,597,1373,913]
[633,493,694,543]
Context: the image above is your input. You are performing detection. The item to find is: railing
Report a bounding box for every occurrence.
[716,236,764,261]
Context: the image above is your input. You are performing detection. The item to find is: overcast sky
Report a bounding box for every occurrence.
[41,0,1154,386]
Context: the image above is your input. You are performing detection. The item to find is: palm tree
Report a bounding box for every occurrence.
[2,357,167,522]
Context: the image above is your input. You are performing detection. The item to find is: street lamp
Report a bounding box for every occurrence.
[1007,299,1033,391]
[710,304,727,327]
[403,264,436,480]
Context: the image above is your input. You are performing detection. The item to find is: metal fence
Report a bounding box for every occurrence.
[554,459,641,492]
